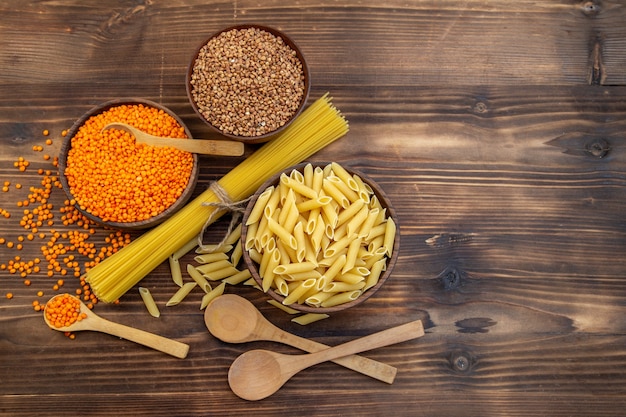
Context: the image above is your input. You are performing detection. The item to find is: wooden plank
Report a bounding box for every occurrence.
[1,0,625,416]
[1,1,626,88]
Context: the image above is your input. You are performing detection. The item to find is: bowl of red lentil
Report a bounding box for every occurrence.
[58,98,199,230]
[186,24,310,144]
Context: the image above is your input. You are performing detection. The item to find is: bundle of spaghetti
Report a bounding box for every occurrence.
[86,94,349,303]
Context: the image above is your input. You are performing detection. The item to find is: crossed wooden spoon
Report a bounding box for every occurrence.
[205,294,424,401]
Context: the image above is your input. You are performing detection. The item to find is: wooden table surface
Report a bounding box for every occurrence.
[1,1,625,416]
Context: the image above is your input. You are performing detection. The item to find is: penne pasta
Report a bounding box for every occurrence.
[273,261,317,275]
[262,248,281,292]
[312,166,324,193]
[221,268,252,285]
[346,204,369,237]
[201,265,240,281]
[324,235,352,258]
[282,175,318,200]
[322,178,349,208]
[383,217,397,257]
[195,243,233,254]
[169,256,183,288]
[282,278,316,305]
[331,162,359,192]
[283,269,322,281]
[366,223,387,242]
[196,259,233,275]
[334,271,366,285]
[268,299,300,314]
[246,186,274,225]
[187,264,212,293]
[200,282,226,310]
[267,217,298,250]
[243,162,397,310]
[172,236,198,260]
[358,207,380,239]
[166,282,197,306]
[225,223,243,245]
[231,239,243,266]
[139,287,160,318]
[244,220,258,251]
[296,195,332,213]
[320,254,346,284]
[327,175,359,203]
[353,174,372,203]
[342,237,362,274]
[262,185,281,219]
[291,312,329,325]
[320,290,362,308]
[336,198,365,227]
[289,167,304,184]
[364,258,386,291]
[304,290,334,306]
[194,252,229,264]
[302,163,314,188]
[323,281,365,293]
[274,276,289,296]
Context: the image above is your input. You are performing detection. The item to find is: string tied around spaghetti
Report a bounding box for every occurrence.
[198,182,252,252]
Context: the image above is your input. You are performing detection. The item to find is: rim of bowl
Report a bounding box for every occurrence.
[186,24,311,144]
[58,98,199,230]
[240,162,400,314]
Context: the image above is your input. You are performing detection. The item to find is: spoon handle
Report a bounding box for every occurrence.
[137,135,244,156]
[89,316,189,359]
[102,122,244,156]
[275,330,397,384]
[289,319,424,377]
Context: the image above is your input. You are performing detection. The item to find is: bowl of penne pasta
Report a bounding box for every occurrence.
[241,162,399,313]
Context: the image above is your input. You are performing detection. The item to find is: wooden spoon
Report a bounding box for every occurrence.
[102,122,244,156]
[228,318,424,401]
[43,294,189,359]
[204,294,397,384]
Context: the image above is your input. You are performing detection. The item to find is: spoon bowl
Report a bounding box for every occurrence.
[227,318,424,400]
[44,294,189,359]
[102,122,244,156]
[204,294,397,383]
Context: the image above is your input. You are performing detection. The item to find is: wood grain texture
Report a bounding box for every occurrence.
[1,1,625,416]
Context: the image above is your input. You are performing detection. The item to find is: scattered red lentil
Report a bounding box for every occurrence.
[2,130,134,317]
[42,129,50,136]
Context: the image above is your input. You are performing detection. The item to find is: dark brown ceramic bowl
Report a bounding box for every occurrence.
[241,162,400,314]
[186,24,310,144]
[58,98,199,230]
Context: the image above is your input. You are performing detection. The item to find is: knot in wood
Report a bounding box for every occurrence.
[585,138,610,158]
[449,350,473,373]
[441,267,462,290]
[581,1,601,17]
[473,101,488,114]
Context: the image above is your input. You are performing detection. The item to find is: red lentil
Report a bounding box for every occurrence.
[64,104,194,223]
[44,293,87,328]
[2,130,134,311]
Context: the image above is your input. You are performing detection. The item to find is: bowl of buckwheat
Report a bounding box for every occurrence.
[186,24,310,144]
